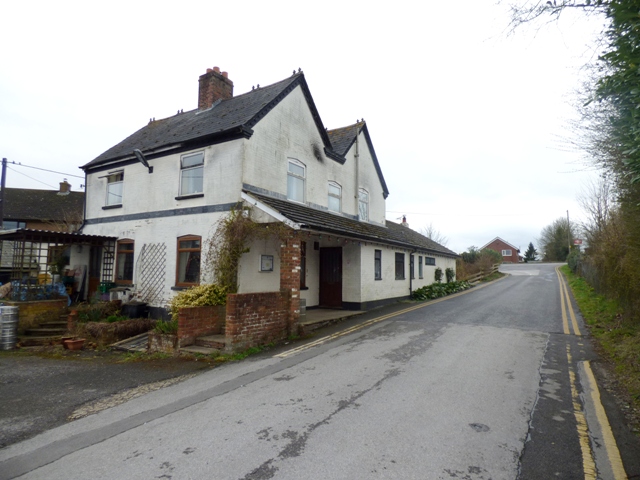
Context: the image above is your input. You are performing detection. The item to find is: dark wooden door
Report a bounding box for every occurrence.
[319,247,342,308]
[88,246,102,299]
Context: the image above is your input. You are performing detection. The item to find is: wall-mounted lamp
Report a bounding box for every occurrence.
[134,149,153,173]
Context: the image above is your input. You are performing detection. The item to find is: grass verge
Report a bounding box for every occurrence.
[561,265,640,429]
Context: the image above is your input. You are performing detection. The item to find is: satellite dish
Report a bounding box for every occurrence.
[133,149,153,173]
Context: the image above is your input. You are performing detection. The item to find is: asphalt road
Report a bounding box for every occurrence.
[1,263,639,479]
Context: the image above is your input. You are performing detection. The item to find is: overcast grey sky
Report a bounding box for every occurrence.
[1,1,604,253]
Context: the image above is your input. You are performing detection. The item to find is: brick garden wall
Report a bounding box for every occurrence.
[225,291,293,351]
[177,305,226,347]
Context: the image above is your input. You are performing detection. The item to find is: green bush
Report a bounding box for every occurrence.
[412,281,471,300]
[567,248,582,274]
[445,267,455,283]
[168,283,228,321]
[434,267,443,283]
[154,320,178,334]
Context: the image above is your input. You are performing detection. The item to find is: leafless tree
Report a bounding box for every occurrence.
[420,223,449,247]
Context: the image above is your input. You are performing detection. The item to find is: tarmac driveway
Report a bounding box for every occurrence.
[0,349,212,449]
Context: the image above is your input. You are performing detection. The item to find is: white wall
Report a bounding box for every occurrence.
[243,86,386,224]
[84,140,244,221]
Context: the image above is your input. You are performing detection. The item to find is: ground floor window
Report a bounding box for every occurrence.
[395,252,405,280]
[419,256,423,278]
[300,241,307,289]
[176,235,201,286]
[425,256,436,266]
[374,249,382,280]
[116,240,134,284]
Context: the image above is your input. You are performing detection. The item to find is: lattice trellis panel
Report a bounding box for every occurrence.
[136,243,166,306]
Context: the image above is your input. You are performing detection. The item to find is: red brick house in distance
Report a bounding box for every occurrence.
[481,237,520,264]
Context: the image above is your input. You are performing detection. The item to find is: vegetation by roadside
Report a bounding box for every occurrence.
[561,265,640,433]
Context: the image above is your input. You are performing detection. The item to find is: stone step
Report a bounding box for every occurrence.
[24,327,67,336]
[39,321,67,328]
[17,335,62,347]
[195,334,226,349]
[180,345,221,356]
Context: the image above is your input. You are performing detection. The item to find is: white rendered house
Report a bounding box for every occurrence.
[78,67,457,317]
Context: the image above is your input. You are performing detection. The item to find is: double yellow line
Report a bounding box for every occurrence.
[556,266,582,336]
[557,266,627,479]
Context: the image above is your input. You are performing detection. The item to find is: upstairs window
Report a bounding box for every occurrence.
[180,152,204,196]
[176,235,201,286]
[328,181,341,213]
[287,159,305,203]
[502,249,512,256]
[358,188,369,221]
[116,240,134,284]
[106,172,123,206]
[395,252,405,280]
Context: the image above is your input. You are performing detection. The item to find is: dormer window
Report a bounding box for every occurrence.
[328,181,341,213]
[180,152,204,196]
[287,159,305,203]
[358,188,369,221]
[106,172,123,206]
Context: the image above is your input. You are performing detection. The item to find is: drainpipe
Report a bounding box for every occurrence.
[354,124,360,216]
[409,249,416,297]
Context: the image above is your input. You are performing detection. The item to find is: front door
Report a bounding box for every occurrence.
[88,246,102,299]
[319,247,342,308]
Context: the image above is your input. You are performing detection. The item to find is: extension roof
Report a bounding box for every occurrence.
[2,188,84,223]
[244,191,457,257]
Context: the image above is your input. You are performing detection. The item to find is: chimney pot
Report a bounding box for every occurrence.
[213,66,220,73]
[221,71,228,78]
[206,68,213,73]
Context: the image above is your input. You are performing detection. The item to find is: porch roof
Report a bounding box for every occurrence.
[0,228,116,246]
[243,191,458,258]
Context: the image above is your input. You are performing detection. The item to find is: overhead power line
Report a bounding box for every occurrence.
[7,166,58,189]
[5,160,84,179]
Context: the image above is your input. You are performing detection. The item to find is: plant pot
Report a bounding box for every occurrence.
[63,338,85,350]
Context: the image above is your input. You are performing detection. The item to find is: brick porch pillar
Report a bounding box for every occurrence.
[280,230,301,331]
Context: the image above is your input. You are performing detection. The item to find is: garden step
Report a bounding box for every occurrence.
[25,327,66,336]
[17,335,62,347]
[195,334,226,349]
[180,345,220,356]
[39,321,67,329]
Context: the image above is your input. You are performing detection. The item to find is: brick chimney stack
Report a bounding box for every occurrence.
[198,66,233,110]
[58,179,71,195]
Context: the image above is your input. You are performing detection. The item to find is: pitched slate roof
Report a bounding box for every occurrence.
[328,122,389,198]
[327,122,362,156]
[480,237,519,252]
[84,72,334,169]
[3,188,84,223]
[245,191,457,257]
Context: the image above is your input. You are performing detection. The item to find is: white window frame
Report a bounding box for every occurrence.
[328,181,341,213]
[358,188,369,221]
[502,249,512,256]
[287,158,306,203]
[179,151,205,196]
[106,172,124,206]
